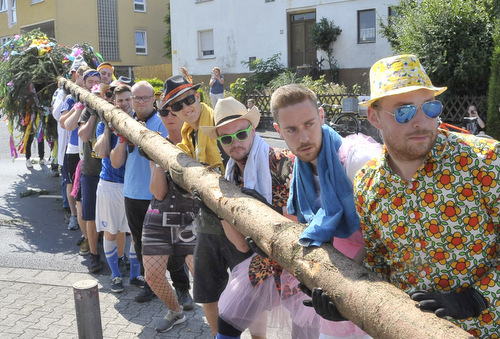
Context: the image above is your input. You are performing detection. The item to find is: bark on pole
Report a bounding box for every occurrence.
[60,78,472,339]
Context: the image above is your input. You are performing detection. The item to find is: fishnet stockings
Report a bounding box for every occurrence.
[143,254,194,312]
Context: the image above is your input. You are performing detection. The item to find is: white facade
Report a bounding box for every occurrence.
[170,0,398,76]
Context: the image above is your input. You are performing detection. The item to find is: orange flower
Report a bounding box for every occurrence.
[436,170,455,189]
[424,220,444,238]
[392,222,408,239]
[377,183,390,198]
[456,183,475,202]
[469,239,486,256]
[464,212,482,231]
[439,201,461,221]
[391,194,406,211]
[450,258,470,275]
[445,232,467,250]
[454,152,473,171]
[379,209,393,228]
[433,274,453,291]
[420,188,438,208]
[478,273,496,290]
[429,248,449,265]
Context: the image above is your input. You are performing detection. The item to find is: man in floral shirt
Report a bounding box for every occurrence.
[354,54,498,338]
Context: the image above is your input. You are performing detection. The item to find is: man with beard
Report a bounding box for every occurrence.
[313,54,498,338]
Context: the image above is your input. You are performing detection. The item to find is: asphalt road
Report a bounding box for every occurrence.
[0,121,287,275]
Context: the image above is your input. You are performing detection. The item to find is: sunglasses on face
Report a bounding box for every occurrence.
[105,91,113,98]
[159,108,177,117]
[168,94,196,112]
[377,100,443,124]
[217,124,252,146]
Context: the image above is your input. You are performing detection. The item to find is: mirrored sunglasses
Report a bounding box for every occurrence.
[378,100,443,124]
[168,94,196,112]
[217,124,252,146]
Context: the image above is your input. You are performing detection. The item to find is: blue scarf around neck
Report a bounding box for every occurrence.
[287,125,361,247]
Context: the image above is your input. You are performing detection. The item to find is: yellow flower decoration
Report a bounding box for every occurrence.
[439,201,461,222]
[445,232,467,250]
[424,220,444,238]
[429,248,450,265]
[436,169,455,190]
[420,188,438,208]
[464,212,482,232]
[450,258,470,275]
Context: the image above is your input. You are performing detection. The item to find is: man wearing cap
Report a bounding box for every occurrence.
[308,54,498,337]
[161,75,251,336]
[110,81,192,304]
[200,97,322,339]
[97,62,114,85]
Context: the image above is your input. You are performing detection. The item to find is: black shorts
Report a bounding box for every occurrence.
[193,232,252,303]
[65,153,80,184]
[142,222,196,256]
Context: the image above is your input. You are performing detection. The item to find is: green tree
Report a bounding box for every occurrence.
[163,2,171,59]
[380,0,494,96]
[310,17,342,82]
[487,23,500,140]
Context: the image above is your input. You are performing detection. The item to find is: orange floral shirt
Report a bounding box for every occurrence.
[354,130,500,338]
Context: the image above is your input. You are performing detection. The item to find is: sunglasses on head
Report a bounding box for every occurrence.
[376,100,443,124]
[168,94,196,112]
[159,108,177,117]
[217,124,252,146]
[105,90,113,98]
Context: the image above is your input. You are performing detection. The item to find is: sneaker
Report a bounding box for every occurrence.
[118,255,130,277]
[26,159,33,168]
[130,276,146,288]
[155,307,185,332]
[76,234,85,246]
[135,284,156,303]
[111,276,124,293]
[79,238,90,256]
[67,215,79,230]
[39,158,45,165]
[176,289,195,311]
[89,253,102,273]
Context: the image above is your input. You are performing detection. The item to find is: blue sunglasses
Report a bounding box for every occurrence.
[377,100,443,124]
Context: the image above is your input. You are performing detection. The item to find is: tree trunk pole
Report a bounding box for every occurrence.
[60,78,472,339]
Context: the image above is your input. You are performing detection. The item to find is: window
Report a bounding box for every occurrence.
[195,0,213,3]
[98,0,120,60]
[135,30,147,55]
[358,9,376,44]
[199,30,214,58]
[265,0,275,2]
[0,36,9,45]
[31,0,43,4]
[0,0,6,12]
[134,0,145,12]
[9,0,16,26]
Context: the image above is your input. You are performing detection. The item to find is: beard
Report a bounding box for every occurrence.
[383,128,438,162]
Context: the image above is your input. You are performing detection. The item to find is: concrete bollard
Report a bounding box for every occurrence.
[73,280,103,339]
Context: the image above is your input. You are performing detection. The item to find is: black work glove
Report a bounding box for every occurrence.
[241,187,270,206]
[409,288,489,319]
[193,189,221,220]
[245,236,268,258]
[84,103,97,116]
[241,187,282,214]
[137,145,152,161]
[298,283,347,322]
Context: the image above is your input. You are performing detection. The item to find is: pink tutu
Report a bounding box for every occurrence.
[218,254,320,338]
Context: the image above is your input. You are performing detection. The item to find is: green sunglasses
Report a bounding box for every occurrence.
[217,124,252,146]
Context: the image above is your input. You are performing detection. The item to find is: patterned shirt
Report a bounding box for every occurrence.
[354,130,500,338]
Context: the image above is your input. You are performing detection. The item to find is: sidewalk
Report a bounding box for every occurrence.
[0,266,214,339]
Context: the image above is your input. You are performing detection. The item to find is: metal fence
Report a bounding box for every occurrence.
[244,92,488,124]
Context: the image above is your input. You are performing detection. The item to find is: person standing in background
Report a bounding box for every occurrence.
[209,67,224,108]
[462,104,485,135]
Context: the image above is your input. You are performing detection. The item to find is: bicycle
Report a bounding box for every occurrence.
[319,102,360,136]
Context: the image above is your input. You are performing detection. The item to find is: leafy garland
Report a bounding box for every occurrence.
[0,28,103,158]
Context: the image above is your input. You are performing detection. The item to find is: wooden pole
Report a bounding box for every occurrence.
[73,280,103,339]
[60,78,472,339]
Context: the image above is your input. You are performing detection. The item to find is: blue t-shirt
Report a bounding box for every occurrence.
[96,121,125,183]
[210,75,224,94]
[62,96,79,147]
[123,113,168,200]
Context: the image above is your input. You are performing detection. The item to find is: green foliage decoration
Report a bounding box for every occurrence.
[241,53,286,90]
[310,17,342,82]
[0,28,103,156]
[486,23,500,141]
[379,0,494,96]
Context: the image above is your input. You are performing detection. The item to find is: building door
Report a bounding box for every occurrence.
[289,11,316,68]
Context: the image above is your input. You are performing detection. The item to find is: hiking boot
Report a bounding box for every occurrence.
[176,289,195,311]
[89,253,102,273]
[78,238,90,256]
[76,234,85,246]
[26,159,33,168]
[135,284,156,303]
[67,215,79,230]
[118,255,130,277]
[111,276,124,293]
[130,275,145,288]
[155,307,185,332]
